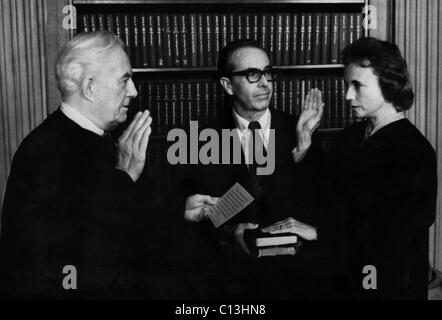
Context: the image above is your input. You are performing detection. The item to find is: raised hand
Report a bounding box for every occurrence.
[116,110,152,182]
[296,88,325,151]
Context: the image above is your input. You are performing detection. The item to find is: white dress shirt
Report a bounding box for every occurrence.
[60,102,105,136]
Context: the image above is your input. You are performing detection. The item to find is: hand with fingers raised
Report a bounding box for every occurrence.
[261,217,317,241]
[116,110,152,182]
[184,194,219,222]
[295,88,325,152]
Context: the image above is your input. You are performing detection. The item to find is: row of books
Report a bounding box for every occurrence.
[129,77,354,135]
[78,12,364,68]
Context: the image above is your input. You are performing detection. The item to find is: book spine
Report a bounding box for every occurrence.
[147,14,156,68]
[178,82,185,128]
[155,14,165,67]
[355,13,363,39]
[180,14,189,67]
[321,13,330,64]
[163,14,173,67]
[259,14,268,52]
[305,13,313,65]
[204,13,213,67]
[197,14,204,67]
[288,80,294,115]
[294,79,301,116]
[140,15,149,67]
[97,14,105,30]
[213,14,221,65]
[195,81,202,125]
[268,14,275,65]
[236,13,243,40]
[272,80,278,110]
[122,15,132,66]
[282,13,291,65]
[220,14,228,49]
[132,15,141,68]
[312,13,322,65]
[280,80,287,113]
[291,14,298,65]
[348,13,356,45]
[189,14,198,67]
[203,81,210,126]
[114,14,122,40]
[154,83,162,134]
[341,78,349,127]
[228,13,235,43]
[299,14,306,65]
[172,14,181,67]
[212,81,219,122]
[338,13,348,64]
[244,14,251,40]
[171,82,178,128]
[105,14,114,34]
[275,13,283,66]
[332,77,339,128]
[252,13,259,42]
[163,82,170,131]
[186,82,193,126]
[330,13,339,64]
[80,14,89,33]
[89,14,97,32]
[326,78,332,128]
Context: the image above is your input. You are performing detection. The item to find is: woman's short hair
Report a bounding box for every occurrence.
[342,37,414,111]
[55,31,125,99]
[217,39,265,78]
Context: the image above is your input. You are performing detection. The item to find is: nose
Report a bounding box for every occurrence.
[345,85,354,101]
[127,78,138,98]
[258,74,270,88]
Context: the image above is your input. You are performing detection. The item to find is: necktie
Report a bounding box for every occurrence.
[247,121,266,194]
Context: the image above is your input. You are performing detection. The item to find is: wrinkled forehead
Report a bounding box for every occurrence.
[229,47,270,71]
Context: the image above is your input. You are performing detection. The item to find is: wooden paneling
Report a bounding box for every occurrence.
[395,0,442,270]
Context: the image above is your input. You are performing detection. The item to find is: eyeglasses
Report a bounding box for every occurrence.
[226,67,277,83]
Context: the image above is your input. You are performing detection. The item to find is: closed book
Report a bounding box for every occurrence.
[105,14,114,33]
[163,14,173,67]
[114,14,123,40]
[162,82,170,131]
[89,14,97,32]
[97,14,105,30]
[348,13,356,45]
[272,80,278,110]
[203,81,210,127]
[146,14,156,67]
[332,77,340,128]
[330,13,339,64]
[319,78,326,129]
[282,13,291,65]
[325,78,332,128]
[280,80,287,112]
[171,83,178,128]
[290,13,299,65]
[258,246,297,257]
[178,82,186,128]
[140,15,149,67]
[312,13,322,65]
[338,13,348,63]
[213,14,221,65]
[204,14,213,67]
[154,83,162,134]
[220,14,228,49]
[294,79,301,116]
[155,14,165,67]
[195,81,202,123]
[122,15,132,66]
[259,14,268,52]
[171,14,181,67]
[244,229,298,249]
[189,14,198,67]
[305,13,313,65]
[288,80,295,115]
[186,82,194,125]
[179,14,190,67]
[321,13,331,64]
[340,78,347,127]
[268,14,275,65]
[132,15,141,68]
[275,13,283,66]
[252,13,259,41]
[197,14,204,67]
[298,13,306,65]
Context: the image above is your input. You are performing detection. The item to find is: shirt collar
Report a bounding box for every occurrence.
[232,108,271,133]
[366,111,405,138]
[60,102,105,136]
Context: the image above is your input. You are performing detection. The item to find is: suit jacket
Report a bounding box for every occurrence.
[0,108,154,299]
[180,108,335,299]
[328,118,437,299]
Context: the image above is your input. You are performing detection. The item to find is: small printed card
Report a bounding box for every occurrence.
[207,183,254,228]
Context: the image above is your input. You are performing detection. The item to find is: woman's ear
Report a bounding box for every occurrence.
[220,77,234,96]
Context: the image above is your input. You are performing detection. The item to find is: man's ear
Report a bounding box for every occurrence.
[220,77,234,96]
[81,76,95,101]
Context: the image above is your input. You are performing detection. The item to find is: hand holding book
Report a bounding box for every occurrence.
[261,217,318,241]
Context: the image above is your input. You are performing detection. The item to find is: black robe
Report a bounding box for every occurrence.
[328,118,437,299]
[0,109,155,299]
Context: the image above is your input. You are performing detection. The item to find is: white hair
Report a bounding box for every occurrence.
[55,31,125,99]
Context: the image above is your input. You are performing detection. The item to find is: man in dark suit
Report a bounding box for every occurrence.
[182,40,333,299]
[0,31,153,298]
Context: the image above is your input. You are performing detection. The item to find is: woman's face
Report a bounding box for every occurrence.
[344,63,389,120]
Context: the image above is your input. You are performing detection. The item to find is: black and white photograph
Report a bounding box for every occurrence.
[0,0,441,307]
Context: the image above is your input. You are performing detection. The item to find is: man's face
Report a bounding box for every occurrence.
[344,63,388,120]
[227,47,273,115]
[91,47,138,131]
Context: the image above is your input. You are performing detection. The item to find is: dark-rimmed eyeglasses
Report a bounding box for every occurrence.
[226,67,277,83]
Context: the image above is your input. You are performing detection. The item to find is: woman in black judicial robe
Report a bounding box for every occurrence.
[328,38,437,299]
